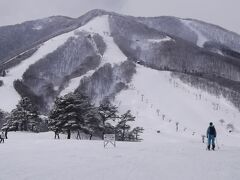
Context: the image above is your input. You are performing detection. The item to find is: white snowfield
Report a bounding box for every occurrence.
[115,65,240,144]
[0,131,240,180]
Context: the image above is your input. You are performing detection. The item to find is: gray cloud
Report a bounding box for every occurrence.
[0,0,239,35]
[0,0,124,25]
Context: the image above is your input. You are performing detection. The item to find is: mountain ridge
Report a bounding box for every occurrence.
[0,10,240,114]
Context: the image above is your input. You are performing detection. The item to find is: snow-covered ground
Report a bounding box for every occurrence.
[0,132,240,180]
[114,65,240,145]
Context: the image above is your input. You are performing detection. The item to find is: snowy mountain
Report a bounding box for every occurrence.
[0,9,240,141]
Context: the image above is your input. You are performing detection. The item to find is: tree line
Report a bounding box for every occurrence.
[1,92,143,142]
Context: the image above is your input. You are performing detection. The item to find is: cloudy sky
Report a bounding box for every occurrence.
[0,0,239,34]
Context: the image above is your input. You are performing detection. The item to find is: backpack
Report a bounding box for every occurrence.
[209,126,216,135]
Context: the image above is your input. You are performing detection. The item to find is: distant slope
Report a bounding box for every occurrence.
[0,9,240,115]
[0,16,76,64]
[115,65,240,140]
[137,16,240,55]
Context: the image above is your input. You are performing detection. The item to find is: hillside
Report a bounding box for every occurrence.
[0,9,240,142]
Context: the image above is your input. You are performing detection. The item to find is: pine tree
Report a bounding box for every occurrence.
[116,110,135,141]
[0,110,8,130]
[98,100,118,138]
[4,97,42,132]
[48,92,95,139]
[130,127,144,141]
[83,107,102,140]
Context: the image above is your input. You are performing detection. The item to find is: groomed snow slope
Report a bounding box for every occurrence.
[0,132,240,180]
[114,65,240,145]
[0,15,127,112]
[0,27,80,112]
[60,15,127,96]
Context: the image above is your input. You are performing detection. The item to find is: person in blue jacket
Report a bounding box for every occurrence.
[207,122,217,150]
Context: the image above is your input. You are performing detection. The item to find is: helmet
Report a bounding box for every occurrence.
[209,122,213,126]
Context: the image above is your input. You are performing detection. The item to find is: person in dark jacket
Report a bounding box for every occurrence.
[207,122,217,150]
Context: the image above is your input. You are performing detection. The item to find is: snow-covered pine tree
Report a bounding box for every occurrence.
[116,110,135,141]
[83,107,102,140]
[130,127,144,141]
[4,97,42,132]
[98,99,118,138]
[0,110,8,129]
[48,92,96,139]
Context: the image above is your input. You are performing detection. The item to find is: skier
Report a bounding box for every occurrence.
[206,122,217,150]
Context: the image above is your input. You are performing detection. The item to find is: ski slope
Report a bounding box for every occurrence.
[60,15,127,96]
[0,132,240,180]
[181,19,208,47]
[114,65,240,145]
[0,15,127,112]
[79,15,127,66]
[0,28,80,112]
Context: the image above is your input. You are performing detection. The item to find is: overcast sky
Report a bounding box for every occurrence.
[0,0,239,34]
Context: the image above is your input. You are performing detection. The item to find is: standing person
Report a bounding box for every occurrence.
[5,127,9,139]
[0,131,5,143]
[54,128,60,139]
[207,122,217,150]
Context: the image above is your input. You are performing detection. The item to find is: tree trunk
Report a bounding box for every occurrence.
[67,129,71,139]
[5,130,8,139]
[90,134,93,140]
[76,130,81,139]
